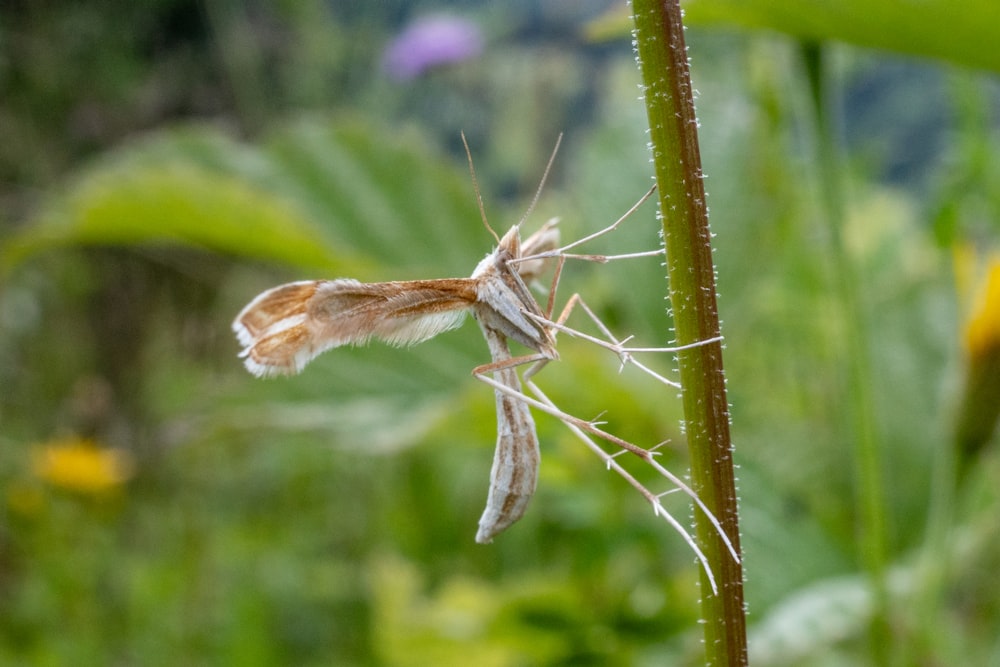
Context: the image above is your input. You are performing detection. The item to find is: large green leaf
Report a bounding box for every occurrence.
[0,128,348,275]
[683,0,1000,72]
[262,118,487,276]
[6,166,342,271]
[1,119,491,279]
[589,1,1000,72]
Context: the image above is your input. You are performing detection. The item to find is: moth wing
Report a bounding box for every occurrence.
[233,278,476,377]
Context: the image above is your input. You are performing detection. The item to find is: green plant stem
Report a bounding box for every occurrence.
[801,43,893,665]
[917,72,990,663]
[631,2,747,665]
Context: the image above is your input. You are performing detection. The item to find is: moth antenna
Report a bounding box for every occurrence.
[517,132,563,230]
[461,131,500,245]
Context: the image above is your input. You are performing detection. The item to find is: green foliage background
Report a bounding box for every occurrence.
[1,1,999,665]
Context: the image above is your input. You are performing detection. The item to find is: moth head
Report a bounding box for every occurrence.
[471,224,522,278]
[497,224,522,259]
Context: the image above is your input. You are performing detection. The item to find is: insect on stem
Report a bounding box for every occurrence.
[232,137,735,574]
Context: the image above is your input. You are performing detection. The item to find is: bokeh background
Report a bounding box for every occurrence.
[2,2,999,665]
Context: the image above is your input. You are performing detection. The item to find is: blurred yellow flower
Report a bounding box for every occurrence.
[32,437,135,494]
[964,257,1000,359]
[955,251,1000,478]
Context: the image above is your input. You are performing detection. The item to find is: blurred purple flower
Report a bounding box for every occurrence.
[382,15,483,81]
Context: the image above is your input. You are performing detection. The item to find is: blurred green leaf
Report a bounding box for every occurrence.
[589,1,1000,72]
[1,129,348,276]
[262,118,487,276]
[684,0,1000,72]
[1,119,491,280]
[3,164,342,273]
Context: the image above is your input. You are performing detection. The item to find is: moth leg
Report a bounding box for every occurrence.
[523,292,723,389]
[474,366,736,594]
[471,351,550,377]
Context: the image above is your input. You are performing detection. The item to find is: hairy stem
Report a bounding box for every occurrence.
[631,1,747,665]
